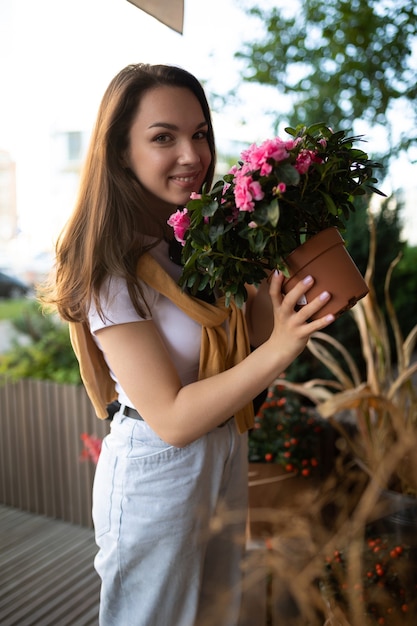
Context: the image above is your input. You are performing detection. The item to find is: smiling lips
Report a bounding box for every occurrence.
[171,173,200,185]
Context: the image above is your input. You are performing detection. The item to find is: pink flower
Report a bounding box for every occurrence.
[274,182,287,195]
[221,182,232,204]
[190,192,202,200]
[167,208,190,245]
[233,174,264,212]
[295,149,315,174]
[241,138,291,176]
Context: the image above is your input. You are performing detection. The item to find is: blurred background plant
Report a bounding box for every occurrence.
[0,300,81,384]
[322,531,416,625]
[249,382,329,478]
[79,432,102,465]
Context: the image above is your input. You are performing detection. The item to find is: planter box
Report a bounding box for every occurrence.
[248,463,318,539]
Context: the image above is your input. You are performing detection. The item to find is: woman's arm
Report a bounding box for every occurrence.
[96,272,333,447]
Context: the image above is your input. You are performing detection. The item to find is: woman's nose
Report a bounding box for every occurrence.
[177,140,201,165]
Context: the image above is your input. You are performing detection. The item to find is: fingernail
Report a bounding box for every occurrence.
[303,275,313,285]
[319,291,330,301]
[326,314,335,322]
[274,269,280,277]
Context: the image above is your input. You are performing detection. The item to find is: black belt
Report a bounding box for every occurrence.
[122,405,232,428]
[123,405,144,420]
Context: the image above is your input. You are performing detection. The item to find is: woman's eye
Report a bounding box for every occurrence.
[194,131,208,140]
[154,134,171,143]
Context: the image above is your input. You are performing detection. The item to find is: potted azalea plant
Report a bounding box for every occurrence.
[168,123,385,313]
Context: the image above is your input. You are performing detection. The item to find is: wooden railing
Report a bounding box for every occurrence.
[0,378,109,528]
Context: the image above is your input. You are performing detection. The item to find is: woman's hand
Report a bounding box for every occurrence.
[267,269,334,364]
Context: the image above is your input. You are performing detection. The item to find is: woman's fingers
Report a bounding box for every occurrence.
[268,269,285,302]
[269,271,315,311]
[269,271,335,328]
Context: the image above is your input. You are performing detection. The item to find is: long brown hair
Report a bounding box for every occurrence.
[41,64,216,322]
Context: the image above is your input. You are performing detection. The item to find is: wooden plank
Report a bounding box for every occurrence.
[0,505,100,626]
[0,378,109,528]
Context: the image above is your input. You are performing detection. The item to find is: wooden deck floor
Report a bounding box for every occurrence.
[0,504,271,626]
[0,505,100,626]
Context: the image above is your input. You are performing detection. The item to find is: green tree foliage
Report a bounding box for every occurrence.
[0,301,81,384]
[389,243,417,338]
[237,0,417,159]
[344,194,405,295]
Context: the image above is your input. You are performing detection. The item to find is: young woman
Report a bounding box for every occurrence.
[43,63,334,626]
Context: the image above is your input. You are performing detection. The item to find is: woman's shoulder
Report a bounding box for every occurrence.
[89,273,155,332]
[89,240,181,332]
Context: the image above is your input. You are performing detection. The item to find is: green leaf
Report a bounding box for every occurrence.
[209,223,225,243]
[202,200,219,217]
[191,229,211,247]
[275,162,300,186]
[319,191,338,215]
[267,198,280,227]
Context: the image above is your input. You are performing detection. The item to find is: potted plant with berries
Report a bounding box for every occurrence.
[247,382,332,538]
[322,531,416,625]
[249,383,327,475]
[168,123,385,317]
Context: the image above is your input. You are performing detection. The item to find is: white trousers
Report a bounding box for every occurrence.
[92,411,248,626]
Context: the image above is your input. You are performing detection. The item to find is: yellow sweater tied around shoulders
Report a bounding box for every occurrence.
[69,253,254,434]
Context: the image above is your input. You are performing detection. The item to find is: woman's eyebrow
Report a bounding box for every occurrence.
[148,121,208,130]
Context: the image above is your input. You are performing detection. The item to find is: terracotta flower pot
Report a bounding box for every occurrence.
[282,227,369,320]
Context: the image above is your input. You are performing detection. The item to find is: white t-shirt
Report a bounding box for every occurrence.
[88,240,201,408]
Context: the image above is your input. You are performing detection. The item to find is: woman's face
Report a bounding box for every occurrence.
[125,86,212,209]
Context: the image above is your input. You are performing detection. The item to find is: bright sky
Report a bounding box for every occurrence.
[0,0,280,252]
[0,0,415,253]
[0,0,277,153]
